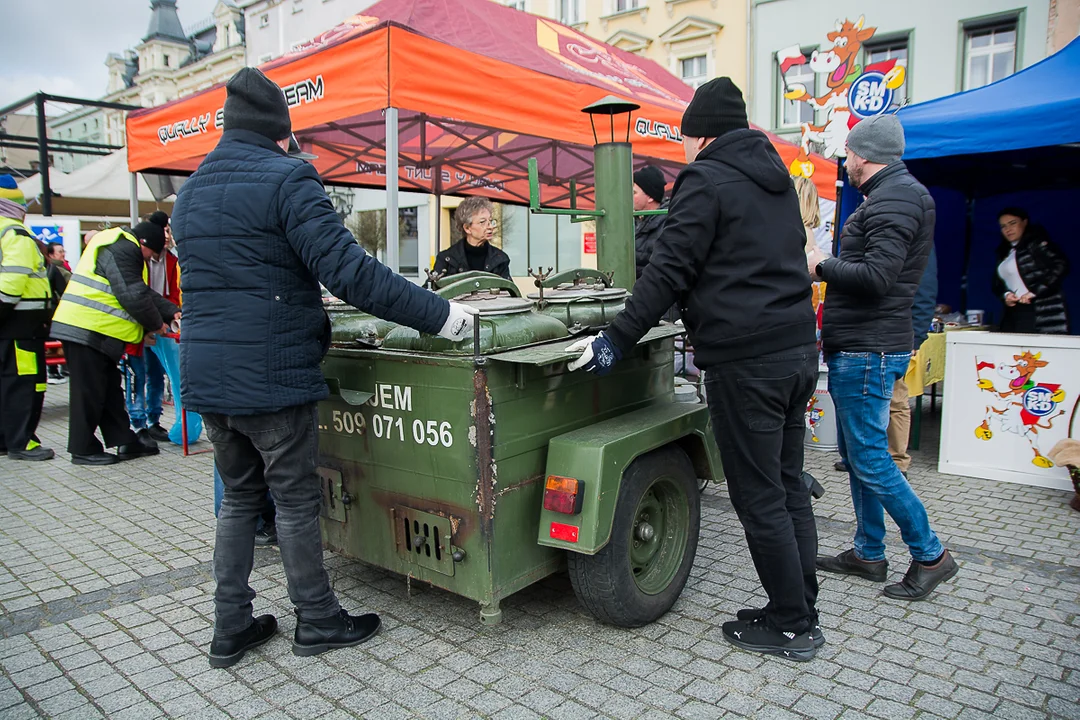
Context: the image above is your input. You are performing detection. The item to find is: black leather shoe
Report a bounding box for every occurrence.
[816,549,888,582]
[737,608,825,648]
[254,524,278,546]
[722,616,816,662]
[72,452,118,466]
[883,550,959,601]
[208,614,277,668]
[834,460,848,472]
[293,610,381,657]
[8,446,55,461]
[117,438,159,460]
[146,424,171,443]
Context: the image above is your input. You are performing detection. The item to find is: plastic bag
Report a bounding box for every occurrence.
[148,335,203,444]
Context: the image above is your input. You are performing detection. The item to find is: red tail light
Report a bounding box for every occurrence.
[543,475,583,514]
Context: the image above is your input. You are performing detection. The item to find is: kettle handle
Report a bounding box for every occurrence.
[435,275,521,299]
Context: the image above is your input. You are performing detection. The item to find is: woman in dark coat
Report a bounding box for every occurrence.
[993,207,1070,334]
[432,197,511,280]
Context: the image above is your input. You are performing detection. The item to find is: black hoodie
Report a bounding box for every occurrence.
[606,129,816,366]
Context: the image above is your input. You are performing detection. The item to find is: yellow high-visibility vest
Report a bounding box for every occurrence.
[0,216,50,313]
[51,227,147,343]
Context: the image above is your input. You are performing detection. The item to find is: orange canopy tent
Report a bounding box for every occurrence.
[127,0,834,228]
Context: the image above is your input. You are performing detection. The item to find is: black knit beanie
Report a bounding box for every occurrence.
[132,221,166,254]
[223,67,292,141]
[147,210,169,229]
[633,165,666,204]
[681,77,749,139]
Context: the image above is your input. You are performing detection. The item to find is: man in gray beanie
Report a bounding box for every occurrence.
[808,114,958,602]
[171,66,476,668]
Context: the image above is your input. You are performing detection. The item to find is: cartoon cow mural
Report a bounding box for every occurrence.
[775,16,907,172]
[974,351,1068,468]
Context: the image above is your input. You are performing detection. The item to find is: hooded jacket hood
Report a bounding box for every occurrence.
[696,129,794,194]
[0,197,27,222]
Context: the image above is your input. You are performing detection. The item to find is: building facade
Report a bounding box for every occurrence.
[50,0,246,173]
[239,0,379,64]
[503,0,748,90]
[749,0,1053,157]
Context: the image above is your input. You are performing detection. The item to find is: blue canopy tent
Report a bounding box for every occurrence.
[838,37,1080,331]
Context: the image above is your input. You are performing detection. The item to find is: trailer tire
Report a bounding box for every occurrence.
[568,445,700,627]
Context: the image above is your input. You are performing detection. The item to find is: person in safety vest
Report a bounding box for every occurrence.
[172,67,474,669]
[51,221,181,466]
[0,175,54,461]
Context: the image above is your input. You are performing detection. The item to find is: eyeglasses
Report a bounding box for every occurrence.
[471,218,498,228]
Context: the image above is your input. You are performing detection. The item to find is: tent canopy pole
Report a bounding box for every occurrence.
[385,107,400,273]
[130,173,139,226]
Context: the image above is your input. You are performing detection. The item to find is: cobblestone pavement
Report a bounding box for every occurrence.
[2,390,1078,719]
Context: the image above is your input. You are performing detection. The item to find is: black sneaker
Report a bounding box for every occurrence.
[737,608,825,648]
[722,616,816,662]
[117,438,159,460]
[8,446,55,461]
[72,452,118,466]
[208,614,277,668]
[883,550,959,601]
[254,524,278,546]
[146,424,171,443]
[293,609,381,657]
[816,549,888,582]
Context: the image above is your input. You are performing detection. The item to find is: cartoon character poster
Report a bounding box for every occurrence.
[774,16,908,179]
[973,351,1068,469]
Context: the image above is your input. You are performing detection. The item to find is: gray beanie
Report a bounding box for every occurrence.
[846,114,905,164]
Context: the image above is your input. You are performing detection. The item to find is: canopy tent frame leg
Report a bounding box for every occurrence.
[130,173,139,226]
[960,197,976,314]
[386,107,400,273]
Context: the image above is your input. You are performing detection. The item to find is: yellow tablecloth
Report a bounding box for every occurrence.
[904,332,946,397]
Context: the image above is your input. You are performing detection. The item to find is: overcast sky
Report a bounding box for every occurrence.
[5,0,221,111]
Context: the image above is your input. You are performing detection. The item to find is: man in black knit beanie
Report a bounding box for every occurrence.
[569,77,822,661]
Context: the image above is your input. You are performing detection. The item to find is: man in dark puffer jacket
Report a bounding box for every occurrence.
[808,114,958,602]
[171,68,475,668]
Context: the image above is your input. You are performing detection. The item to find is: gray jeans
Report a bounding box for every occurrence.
[204,403,340,635]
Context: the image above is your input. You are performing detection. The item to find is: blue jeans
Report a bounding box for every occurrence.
[125,350,164,430]
[827,351,943,563]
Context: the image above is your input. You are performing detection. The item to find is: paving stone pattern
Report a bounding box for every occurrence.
[1,391,1078,719]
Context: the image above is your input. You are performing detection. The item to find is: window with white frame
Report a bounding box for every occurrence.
[680,55,708,88]
[778,53,815,128]
[506,0,526,10]
[863,37,908,107]
[558,0,581,24]
[614,0,639,12]
[963,22,1016,89]
[259,13,270,27]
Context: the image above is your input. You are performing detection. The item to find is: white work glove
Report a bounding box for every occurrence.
[437,301,478,341]
[566,332,622,375]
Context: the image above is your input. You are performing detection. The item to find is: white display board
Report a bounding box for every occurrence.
[24,215,82,265]
[939,331,1079,491]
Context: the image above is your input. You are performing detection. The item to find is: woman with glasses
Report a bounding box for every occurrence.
[432,197,511,280]
[993,207,1070,334]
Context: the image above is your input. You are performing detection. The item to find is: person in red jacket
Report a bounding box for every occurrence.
[123,211,179,443]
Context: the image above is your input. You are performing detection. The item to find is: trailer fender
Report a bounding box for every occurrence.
[537,402,722,554]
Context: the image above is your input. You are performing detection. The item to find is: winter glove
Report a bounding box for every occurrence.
[437,301,478,341]
[566,332,622,375]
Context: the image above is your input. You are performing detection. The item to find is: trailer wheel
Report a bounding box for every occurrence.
[568,445,699,627]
